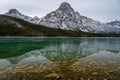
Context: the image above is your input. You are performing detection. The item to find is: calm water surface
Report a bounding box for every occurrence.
[0,37,120,80]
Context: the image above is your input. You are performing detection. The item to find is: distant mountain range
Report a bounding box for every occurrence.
[0,2,120,37]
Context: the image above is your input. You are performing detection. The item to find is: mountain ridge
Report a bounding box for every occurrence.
[1,15,113,37]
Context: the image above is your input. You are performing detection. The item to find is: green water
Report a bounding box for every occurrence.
[0,37,119,59]
[0,37,52,58]
[0,37,120,80]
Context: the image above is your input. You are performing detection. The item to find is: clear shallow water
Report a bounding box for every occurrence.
[0,37,120,80]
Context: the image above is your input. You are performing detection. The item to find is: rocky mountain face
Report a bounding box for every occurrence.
[5,9,40,23]
[37,2,120,34]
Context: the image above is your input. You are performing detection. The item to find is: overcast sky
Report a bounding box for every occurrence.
[0,0,120,22]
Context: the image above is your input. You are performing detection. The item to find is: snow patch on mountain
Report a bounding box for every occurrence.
[107,20,120,27]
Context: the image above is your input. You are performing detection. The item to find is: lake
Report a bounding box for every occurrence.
[0,37,120,80]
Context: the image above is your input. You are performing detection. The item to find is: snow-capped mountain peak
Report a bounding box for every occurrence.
[37,2,82,30]
[37,2,120,34]
[5,9,40,23]
[58,2,74,12]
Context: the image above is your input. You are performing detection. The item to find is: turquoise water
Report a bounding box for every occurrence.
[0,37,120,80]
